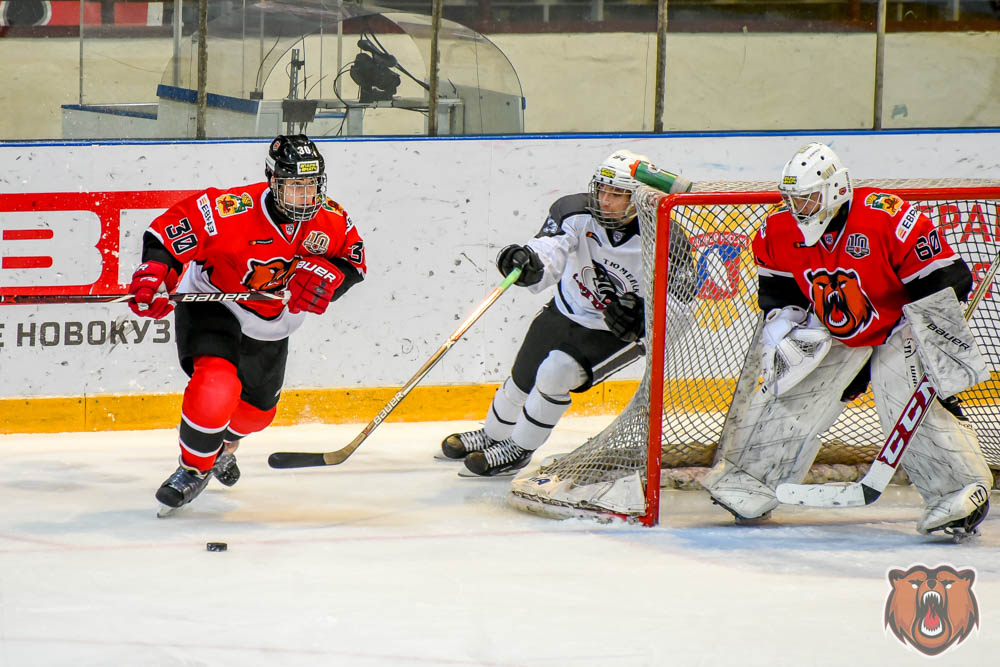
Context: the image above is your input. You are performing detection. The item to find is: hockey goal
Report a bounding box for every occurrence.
[511,182,1000,526]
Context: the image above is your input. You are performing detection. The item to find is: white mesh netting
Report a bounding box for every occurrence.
[511,181,1000,522]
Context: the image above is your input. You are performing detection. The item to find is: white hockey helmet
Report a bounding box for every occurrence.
[778,143,853,246]
[588,149,648,229]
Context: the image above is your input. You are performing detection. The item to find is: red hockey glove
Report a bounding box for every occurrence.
[287,257,346,315]
[128,261,179,319]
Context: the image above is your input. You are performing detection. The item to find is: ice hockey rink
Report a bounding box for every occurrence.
[1,415,997,666]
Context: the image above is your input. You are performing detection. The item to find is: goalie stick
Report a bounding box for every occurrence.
[267,267,523,469]
[776,247,1000,508]
[0,291,287,305]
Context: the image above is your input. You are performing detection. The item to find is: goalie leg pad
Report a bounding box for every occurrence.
[703,341,872,517]
[509,351,584,451]
[484,377,528,441]
[871,328,993,507]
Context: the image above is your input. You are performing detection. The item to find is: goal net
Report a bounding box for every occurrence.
[510,182,1000,525]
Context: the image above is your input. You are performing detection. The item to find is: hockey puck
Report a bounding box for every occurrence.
[206,542,228,552]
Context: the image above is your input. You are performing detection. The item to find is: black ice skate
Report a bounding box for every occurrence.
[156,464,211,517]
[460,440,532,477]
[211,449,241,487]
[439,428,494,460]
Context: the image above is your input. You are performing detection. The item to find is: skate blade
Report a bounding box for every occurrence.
[156,503,180,518]
[457,467,521,479]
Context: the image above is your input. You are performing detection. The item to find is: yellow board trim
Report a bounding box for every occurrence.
[0,381,643,434]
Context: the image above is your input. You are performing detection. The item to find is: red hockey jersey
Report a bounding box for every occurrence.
[146,181,366,340]
[753,187,962,347]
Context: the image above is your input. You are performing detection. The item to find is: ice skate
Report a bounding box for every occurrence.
[211,442,241,487]
[156,463,211,517]
[917,482,991,540]
[438,428,493,461]
[460,440,532,477]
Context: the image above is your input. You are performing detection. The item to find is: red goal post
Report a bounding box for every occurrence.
[510,183,1000,526]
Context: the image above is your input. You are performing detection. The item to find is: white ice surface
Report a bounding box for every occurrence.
[1,416,997,666]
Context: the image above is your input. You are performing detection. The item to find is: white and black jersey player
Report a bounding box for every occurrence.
[441,149,693,476]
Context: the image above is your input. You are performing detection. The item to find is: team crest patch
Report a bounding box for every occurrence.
[884,564,980,656]
[864,192,904,216]
[806,267,876,338]
[244,257,295,291]
[216,192,254,217]
[303,230,331,255]
[845,232,870,258]
[322,198,345,215]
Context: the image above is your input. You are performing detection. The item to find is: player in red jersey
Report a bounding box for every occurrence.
[702,142,992,537]
[127,135,367,515]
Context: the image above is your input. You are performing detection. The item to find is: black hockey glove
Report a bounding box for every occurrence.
[496,244,544,286]
[603,292,645,343]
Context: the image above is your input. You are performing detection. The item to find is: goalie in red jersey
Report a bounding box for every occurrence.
[702,142,992,538]
[127,135,367,515]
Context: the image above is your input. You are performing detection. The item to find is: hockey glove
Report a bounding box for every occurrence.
[603,292,645,343]
[287,257,346,315]
[496,244,543,286]
[128,261,179,319]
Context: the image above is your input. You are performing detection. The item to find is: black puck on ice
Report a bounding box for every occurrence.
[206,542,228,552]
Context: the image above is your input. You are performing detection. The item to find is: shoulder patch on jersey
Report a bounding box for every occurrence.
[322,198,345,215]
[197,194,217,236]
[894,206,921,242]
[864,192,904,217]
[302,230,331,255]
[216,192,254,217]
[585,230,603,246]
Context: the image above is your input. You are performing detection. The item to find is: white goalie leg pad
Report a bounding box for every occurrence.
[510,351,585,451]
[902,288,989,397]
[870,328,993,516]
[702,340,872,519]
[484,377,528,441]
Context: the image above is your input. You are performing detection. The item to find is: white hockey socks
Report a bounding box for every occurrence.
[484,377,528,441]
[510,350,587,451]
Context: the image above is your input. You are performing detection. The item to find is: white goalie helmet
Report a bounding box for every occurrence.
[778,143,853,246]
[588,149,648,229]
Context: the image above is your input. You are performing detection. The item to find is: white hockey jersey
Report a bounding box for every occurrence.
[524,193,644,331]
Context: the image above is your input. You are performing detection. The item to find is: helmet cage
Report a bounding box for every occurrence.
[588,181,637,229]
[270,173,327,222]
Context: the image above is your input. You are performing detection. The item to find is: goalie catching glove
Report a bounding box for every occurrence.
[287,256,346,315]
[603,292,645,342]
[128,261,179,319]
[760,305,832,396]
[496,244,544,286]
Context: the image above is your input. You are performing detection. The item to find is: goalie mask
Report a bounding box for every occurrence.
[778,143,852,246]
[588,149,648,229]
[265,134,327,222]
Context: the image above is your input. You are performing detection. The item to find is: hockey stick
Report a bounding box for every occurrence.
[0,291,286,306]
[776,249,1000,508]
[268,267,523,469]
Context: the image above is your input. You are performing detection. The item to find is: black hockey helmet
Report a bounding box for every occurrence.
[265,134,327,222]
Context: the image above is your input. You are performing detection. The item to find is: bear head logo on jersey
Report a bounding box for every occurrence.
[884,564,980,656]
[806,268,876,338]
[245,258,296,292]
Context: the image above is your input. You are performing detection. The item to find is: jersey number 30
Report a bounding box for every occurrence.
[165,217,198,255]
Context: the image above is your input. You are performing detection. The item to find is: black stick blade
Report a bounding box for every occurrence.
[268,452,329,468]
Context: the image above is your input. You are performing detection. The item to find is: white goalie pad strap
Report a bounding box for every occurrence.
[902,288,989,397]
[760,307,833,396]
